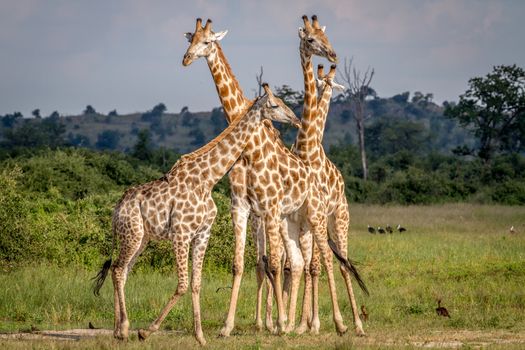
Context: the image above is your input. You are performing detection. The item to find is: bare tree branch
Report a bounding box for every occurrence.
[337,57,375,180]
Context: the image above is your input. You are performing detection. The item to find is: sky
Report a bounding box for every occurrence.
[1,0,524,117]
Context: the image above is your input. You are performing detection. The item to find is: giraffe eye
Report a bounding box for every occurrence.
[204,41,211,45]
[271,104,279,109]
[307,38,315,43]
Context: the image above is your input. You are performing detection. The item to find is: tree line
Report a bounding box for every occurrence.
[0,64,524,204]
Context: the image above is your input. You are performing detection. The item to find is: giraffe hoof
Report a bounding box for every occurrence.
[138,329,151,341]
[218,326,231,338]
[196,334,207,346]
[295,323,308,335]
[355,327,366,337]
[336,325,348,336]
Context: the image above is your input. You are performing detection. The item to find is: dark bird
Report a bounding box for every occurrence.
[377,227,386,234]
[367,225,376,234]
[360,305,369,322]
[215,286,233,293]
[88,321,98,329]
[386,225,393,234]
[435,299,450,318]
[397,224,407,233]
[30,325,40,333]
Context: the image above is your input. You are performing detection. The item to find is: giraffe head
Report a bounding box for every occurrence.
[298,15,337,63]
[316,64,345,91]
[183,18,228,66]
[254,83,301,128]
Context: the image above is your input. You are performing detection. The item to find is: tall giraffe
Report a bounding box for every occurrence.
[294,15,368,336]
[91,84,300,346]
[182,18,337,335]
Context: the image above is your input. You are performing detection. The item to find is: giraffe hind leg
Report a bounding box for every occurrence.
[329,209,366,336]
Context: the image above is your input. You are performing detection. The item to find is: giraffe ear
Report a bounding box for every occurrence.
[332,81,346,91]
[298,27,306,39]
[321,26,326,33]
[184,32,193,42]
[212,30,228,41]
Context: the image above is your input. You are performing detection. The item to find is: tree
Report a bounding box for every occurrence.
[95,130,120,150]
[445,64,525,162]
[32,109,41,119]
[108,109,118,117]
[274,84,304,110]
[339,57,375,180]
[132,129,154,162]
[83,105,96,115]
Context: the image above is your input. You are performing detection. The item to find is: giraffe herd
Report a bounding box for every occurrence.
[93,15,368,346]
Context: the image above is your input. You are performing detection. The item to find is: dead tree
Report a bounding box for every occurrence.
[339,57,374,181]
[254,66,264,97]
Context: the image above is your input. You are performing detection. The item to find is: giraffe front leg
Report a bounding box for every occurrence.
[309,243,321,334]
[296,228,313,335]
[219,203,250,337]
[138,233,190,341]
[252,215,268,331]
[281,218,305,333]
[264,214,286,334]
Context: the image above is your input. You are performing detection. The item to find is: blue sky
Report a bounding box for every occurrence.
[1,0,524,117]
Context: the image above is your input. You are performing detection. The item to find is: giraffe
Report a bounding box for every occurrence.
[294,15,368,336]
[91,84,300,346]
[182,18,338,335]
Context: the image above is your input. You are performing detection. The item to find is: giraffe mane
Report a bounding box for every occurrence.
[168,98,260,174]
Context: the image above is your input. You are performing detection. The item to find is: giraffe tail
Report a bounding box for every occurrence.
[328,238,369,296]
[92,258,112,296]
[92,227,116,296]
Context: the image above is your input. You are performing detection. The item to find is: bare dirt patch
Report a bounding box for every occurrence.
[1,328,525,348]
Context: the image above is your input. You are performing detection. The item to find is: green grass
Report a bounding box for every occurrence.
[1,204,525,348]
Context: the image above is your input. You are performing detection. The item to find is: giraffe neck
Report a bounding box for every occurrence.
[167,103,260,189]
[206,43,251,124]
[294,47,321,161]
[315,82,333,142]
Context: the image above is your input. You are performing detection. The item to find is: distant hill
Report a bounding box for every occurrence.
[0,92,473,155]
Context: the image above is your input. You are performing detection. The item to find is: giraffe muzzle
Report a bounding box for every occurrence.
[182,53,194,66]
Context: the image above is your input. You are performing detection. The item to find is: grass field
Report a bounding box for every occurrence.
[1,204,525,349]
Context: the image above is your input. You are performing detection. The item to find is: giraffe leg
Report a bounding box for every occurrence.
[309,242,321,334]
[296,228,313,334]
[331,207,365,336]
[264,212,286,334]
[264,274,274,332]
[282,218,305,333]
[138,231,190,341]
[111,232,145,340]
[219,203,250,337]
[190,222,213,345]
[253,216,268,331]
[309,212,348,336]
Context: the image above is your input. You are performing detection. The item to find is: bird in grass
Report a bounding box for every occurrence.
[215,286,233,293]
[397,224,407,233]
[30,325,40,333]
[88,321,98,329]
[377,227,386,234]
[360,305,369,322]
[435,299,450,318]
[510,226,517,234]
[367,225,376,234]
[386,225,393,234]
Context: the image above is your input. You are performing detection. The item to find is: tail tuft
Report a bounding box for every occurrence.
[92,258,112,296]
[328,239,369,296]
